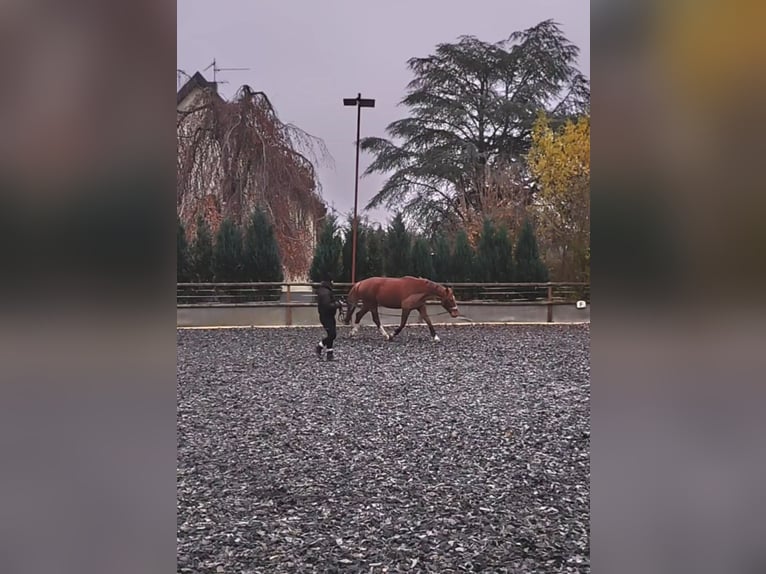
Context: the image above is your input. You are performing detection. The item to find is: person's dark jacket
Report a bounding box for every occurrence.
[316,281,344,320]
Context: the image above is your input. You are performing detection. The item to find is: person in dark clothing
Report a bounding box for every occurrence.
[315,274,345,360]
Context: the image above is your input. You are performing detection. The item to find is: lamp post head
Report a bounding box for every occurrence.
[343,95,376,108]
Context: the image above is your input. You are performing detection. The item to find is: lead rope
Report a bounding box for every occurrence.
[341,301,475,322]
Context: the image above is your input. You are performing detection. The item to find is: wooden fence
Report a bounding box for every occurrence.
[177,282,590,325]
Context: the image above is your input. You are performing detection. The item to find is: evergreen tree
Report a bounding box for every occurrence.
[177,216,190,282]
[212,218,244,281]
[514,218,549,299]
[366,226,385,278]
[341,216,369,282]
[476,219,514,282]
[309,215,343,282]
[451,229,475,282]
[430,233,451,282]
[410,236,435,278]
[514,219,549,282]
[384,212,411,277]
[495,225,515,282]
[362,21,589,228]
[242,208,283,282]
[475,219,496,282]
[190,215,213,282]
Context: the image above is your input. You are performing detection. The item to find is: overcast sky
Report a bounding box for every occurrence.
[177,0,590,226]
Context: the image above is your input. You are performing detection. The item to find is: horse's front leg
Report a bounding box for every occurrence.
[351,305,369,336]
[342,293,357,325]
[418,306,440,341]
[390,308,412,340]
[370,307,390,340]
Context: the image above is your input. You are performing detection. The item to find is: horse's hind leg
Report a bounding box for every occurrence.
[370,307,390,340]
[418,306,440,341]
[351,306,369,336]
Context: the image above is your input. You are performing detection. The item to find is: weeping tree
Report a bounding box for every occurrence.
[360,20,589,232]
[177,83,331,278]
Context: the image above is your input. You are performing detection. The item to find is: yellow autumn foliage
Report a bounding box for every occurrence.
[526,113,590,281]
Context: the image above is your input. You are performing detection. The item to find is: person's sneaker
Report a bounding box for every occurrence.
[315,343,323,357]
[326,350,334,361]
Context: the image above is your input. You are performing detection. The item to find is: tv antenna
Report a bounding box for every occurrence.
[204,58,250,85]
[176,69,191,90]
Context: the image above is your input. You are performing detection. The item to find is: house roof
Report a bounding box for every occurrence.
[177,71,222,106]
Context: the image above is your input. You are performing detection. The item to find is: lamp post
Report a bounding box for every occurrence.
[343,93,375,284]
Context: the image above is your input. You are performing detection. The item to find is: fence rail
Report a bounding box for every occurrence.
[177,282,590,325]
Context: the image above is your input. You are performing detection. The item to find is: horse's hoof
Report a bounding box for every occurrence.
[433,335,441,342]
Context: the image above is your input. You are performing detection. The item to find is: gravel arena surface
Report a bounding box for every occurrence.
[177,324,590,573]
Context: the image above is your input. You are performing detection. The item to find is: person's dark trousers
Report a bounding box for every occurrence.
[318,312,337,358]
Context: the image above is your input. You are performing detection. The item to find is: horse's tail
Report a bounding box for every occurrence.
[343,282,360,324]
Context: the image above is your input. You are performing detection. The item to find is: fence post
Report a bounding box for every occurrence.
[285,284,292,326]
[547,284,553,323]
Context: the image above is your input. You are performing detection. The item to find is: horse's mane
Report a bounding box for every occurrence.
[403,276,445,297]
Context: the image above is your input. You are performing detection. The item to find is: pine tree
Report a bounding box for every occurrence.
[410,236,435,278]
[495,225,515,282]
[309,215,343,282]
[476,219,514,282]
[361,21,589,229]
[431,233,452,282]
[366,226,385,278]
[475,219,496,282]
[514,218,549,299]
[212,218,244,281]
[384,212,411,277]
[190,215,213,282]
[242,208,283,282]
[451,229,475,282]
[341,216,369,282]
[177,216,190,282]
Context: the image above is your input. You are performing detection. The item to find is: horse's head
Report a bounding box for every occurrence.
[342,300,353,325]
[342,281,361,325]
[441,286,460,318]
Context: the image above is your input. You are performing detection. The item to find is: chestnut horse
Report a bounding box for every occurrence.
[342,276,459,342]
